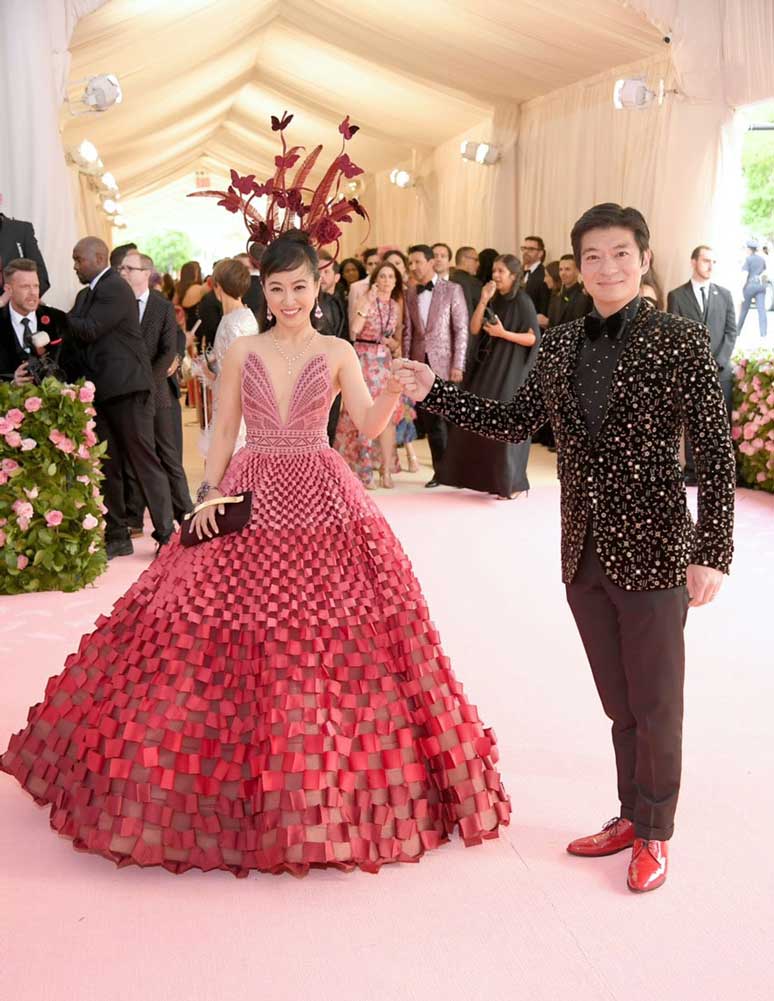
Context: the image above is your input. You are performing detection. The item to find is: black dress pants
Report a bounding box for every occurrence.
[96,391,174,543]
[566,533,689,841]
[418,409,448,473]
[125,400,193,524]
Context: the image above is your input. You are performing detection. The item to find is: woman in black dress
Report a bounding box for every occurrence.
[438,253,540,498]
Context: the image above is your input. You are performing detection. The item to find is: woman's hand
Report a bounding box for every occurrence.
[189,489,225,541]
[480,281,496,305]
[385,335,400,357]
[483,316,505,338]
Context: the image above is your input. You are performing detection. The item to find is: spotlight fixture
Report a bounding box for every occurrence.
[612,78,677,110]
[460,141,501,165]
[389,168,414,189]
[101,171,119,191]
[65,139,104,174]
[67,74,123,115]
[101,197,119,215]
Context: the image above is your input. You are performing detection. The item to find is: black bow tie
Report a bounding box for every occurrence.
[585,310,625,342]
[416,281,434,294]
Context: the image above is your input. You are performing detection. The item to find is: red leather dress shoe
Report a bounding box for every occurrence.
[567,817,635,857]
[627,838,668,892]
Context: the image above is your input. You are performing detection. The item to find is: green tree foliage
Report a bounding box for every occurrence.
[742,103,774,240]
[128,230,196,275]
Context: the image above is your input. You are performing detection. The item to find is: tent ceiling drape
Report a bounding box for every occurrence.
[63,0,664,201]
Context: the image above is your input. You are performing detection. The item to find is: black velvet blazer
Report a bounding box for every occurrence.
[422,299,735,590]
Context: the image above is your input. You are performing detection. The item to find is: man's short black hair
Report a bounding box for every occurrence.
[559,253,576,263]
[432,242,453,259]
[110,242,137,268]
[690,244,712,261]
[570,204,650,266]
[362,247,380,262]
[408,244,434,261]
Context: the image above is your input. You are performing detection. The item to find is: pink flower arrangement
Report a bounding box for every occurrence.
[5,431,22,448]
[732,349,774,493]
[45,510,64,527]
[12,500,33,520]
[79,385,95,403]
[16,555,28,570]
[2,458,19,473]
[60,388,76,400]
[48,429,75,454]
[5,408,24,429]
[20,438,36,451]
[24,397,43,412]
[82,513,99,530]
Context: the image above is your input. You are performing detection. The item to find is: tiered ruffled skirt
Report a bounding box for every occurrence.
[1,444,510,876]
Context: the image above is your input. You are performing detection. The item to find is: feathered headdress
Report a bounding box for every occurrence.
[188,111,368,260]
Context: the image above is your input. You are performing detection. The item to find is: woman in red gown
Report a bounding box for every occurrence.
[1,232,510,877]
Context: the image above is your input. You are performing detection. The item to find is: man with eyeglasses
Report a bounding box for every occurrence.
[667,245,737,485]
[119,250,192,532]
[68,236,174,558]
[520,235,550,322]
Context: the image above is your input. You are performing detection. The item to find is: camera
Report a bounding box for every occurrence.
[483,306,498,326]
[26,331,66,385]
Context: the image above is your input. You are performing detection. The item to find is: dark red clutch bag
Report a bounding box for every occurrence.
[180,491,252,547]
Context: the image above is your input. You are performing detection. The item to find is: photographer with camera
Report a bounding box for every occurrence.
[436,253,540,498]
[0,258,67,384]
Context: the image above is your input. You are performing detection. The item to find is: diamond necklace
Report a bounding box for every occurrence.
[268,329,315,375]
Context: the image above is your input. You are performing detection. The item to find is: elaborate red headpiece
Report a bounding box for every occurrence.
[188,111,368,260]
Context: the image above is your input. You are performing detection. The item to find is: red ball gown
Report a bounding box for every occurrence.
[1,351,510,876]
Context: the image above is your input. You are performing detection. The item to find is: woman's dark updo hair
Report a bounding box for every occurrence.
[258,230,320,282]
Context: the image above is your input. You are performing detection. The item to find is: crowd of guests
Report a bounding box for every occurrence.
[0,195,764,560]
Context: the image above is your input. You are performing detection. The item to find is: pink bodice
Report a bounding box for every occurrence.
[241,352,332,454]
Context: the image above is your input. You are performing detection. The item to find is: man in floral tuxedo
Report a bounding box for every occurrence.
[395,203,736,894]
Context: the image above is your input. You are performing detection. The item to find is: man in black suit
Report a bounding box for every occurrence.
[449,245,483,318]
[0,202,50,297]
[118,250,193,527]
[318,251,350,442]
[667,245,738,485]
[521,235,550,322]
[235,251,266,324]
[397,204,735,894]
[0,259,67,382]
[68,237,174,559]
[548,255,592,327]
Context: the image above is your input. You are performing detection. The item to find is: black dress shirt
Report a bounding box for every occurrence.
[574,297,640,439]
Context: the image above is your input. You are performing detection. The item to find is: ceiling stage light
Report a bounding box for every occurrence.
[389,169,414,189]
[613,78,669,110]
[460,141,501,165]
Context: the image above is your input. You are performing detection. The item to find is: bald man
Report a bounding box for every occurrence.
[68,237,174,558]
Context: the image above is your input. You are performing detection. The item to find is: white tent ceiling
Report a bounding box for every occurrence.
[64,0,665,204]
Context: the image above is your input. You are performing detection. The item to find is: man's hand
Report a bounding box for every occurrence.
[450,367,464,383]
[167,356,180,377]
[392,359,436,402]
[686,564,724,607]
[13,361,33,385]
[537,313,549,329]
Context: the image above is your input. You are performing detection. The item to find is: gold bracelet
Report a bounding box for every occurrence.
[185,494,244,518]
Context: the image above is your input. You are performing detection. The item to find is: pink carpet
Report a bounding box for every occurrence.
[1,483,772,1001]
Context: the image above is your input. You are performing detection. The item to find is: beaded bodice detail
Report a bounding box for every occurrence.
[241,351,332,454]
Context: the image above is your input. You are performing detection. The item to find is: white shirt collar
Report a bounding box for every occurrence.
[89,266,111,290]
[137,288,150,306]
[690,277,710,290]
[8,303,37,348]
[527,261,541,275]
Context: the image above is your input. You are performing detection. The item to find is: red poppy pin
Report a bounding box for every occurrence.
[40,315,50,325]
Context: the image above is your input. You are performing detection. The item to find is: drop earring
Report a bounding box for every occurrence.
[314,299,324,320]
[266,304,273,323]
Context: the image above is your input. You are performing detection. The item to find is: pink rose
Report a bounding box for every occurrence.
[739,442,752,455]
[24,486,39,499]
[24,396,43,412]
[731,426,741,440]
[20,438,36,451]
[49,429,64,445]
[77,475,90,484]
[78,385,95,403]
[17,516,30,531]
[4,431,22,448]
[757,472,767,483]
[82,513,99,530]
[0,472,7,486]
[0,418,10,434]
[77,445,90,459]
[85,407,96,417]
[0,518,6,526]
[0,530,5,547]
[750,392,761,403]
[88,541,98,554]
[98,503,108,515]
[753,438,765,450]
[60,388,76,400]
[84,429,97,447]
[731,410,740,421]
[739,403,749,414]
[16,555,28,570]
[13,500,34,519]
[739,382,749,393]
[45,510,64,527]
[6,408,24,429]
[767,393,774,407]
[766,441,774,452]
[1,459,19,472]
[743,423,756,440]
